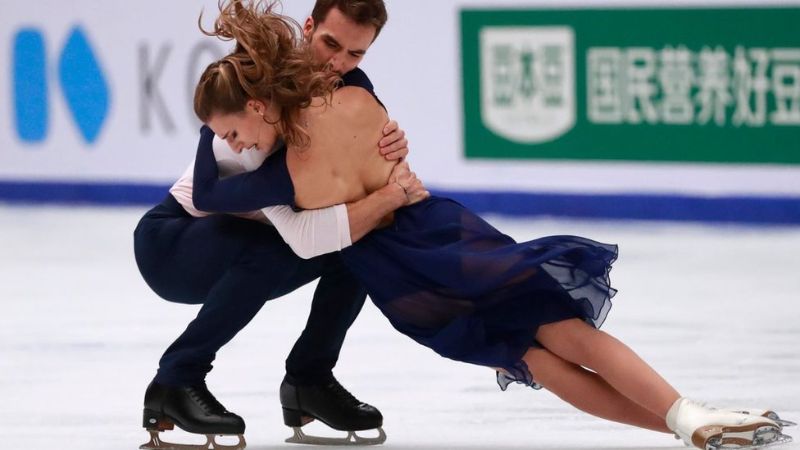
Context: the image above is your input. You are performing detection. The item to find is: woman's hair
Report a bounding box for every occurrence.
[194,0,338,147]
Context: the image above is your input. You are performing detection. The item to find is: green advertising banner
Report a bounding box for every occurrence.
[461,7,800,164]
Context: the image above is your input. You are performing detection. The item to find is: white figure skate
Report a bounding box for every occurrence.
[667,398,792,449]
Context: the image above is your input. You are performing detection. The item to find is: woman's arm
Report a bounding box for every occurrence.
[191,123,428,258]
[192,125,295,212]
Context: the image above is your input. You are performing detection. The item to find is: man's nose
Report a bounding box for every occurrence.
[329,55,344,74]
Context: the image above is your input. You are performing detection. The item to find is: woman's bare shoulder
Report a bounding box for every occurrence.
[330,86,385,121]
[333,85,377,104]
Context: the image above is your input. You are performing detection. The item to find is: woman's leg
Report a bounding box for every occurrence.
[535,318,681,420]
[522,347,671,433]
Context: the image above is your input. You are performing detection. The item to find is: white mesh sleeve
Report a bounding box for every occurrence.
[261,204,352,259]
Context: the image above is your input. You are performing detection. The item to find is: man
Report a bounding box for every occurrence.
[134,1,409,447]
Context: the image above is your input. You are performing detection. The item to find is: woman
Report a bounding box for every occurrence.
[189,1,793,448]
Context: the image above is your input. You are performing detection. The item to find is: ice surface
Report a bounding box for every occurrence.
[1,205,798,449]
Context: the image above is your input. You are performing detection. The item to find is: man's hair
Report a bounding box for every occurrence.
[311,0,388,40]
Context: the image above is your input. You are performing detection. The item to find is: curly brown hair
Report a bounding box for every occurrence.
[194,0,339,147]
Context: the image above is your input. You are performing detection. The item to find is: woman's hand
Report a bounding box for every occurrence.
[389,161,430,206]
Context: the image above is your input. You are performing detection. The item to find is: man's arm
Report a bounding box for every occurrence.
[347,160,427,241]
[342,68,409,162]
[379,119,408,161]
[263,162,428,259]
[263,184,403,259]
[345,182,406,243]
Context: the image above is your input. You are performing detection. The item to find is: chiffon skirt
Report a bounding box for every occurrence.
[341,196,618,385]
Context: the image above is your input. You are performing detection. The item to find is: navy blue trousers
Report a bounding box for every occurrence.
[133,194,367,386]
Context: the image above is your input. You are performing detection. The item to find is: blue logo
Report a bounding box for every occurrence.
[12,26,111,144]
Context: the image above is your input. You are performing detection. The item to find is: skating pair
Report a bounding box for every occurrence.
[139,375,384,450]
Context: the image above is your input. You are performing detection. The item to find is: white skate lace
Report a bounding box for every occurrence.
[687,399,713,410]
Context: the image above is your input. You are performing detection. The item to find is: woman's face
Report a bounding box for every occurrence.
[207,101,278,153]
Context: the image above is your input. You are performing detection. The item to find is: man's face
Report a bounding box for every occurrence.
[303,7,377,75]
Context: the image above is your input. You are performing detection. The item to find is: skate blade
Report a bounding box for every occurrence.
[763,413,797,428]
[140,430,246,450]
[285,426,386,446]
[774,420,797,428]
[706,434,793,450]
[702,425,792,450]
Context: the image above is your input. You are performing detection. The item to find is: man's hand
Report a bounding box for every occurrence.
[389,161,429,206]
[379,119,409,161]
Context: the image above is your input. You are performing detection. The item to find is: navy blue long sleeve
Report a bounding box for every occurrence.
[192,68,380,213]
[192,125,295,212]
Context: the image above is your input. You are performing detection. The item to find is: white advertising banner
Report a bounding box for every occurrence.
[1,0,799,216]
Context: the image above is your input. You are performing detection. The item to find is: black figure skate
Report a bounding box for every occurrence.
[280,375,385,445]
[140,382,246,450]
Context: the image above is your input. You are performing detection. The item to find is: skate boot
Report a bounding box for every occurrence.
[667,398,792,449]
[140,381,246,450]
[280,375,385,445]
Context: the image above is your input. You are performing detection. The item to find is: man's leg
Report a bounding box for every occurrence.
[279,254,384,440]
[136,208,303,385]
[284,253,368,384]
[135,200,307,440]
[154,257,299,385]
[136,197,381,440]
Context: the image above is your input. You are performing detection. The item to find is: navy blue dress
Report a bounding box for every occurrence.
[193,113,617,388]
[339,197,617,383]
